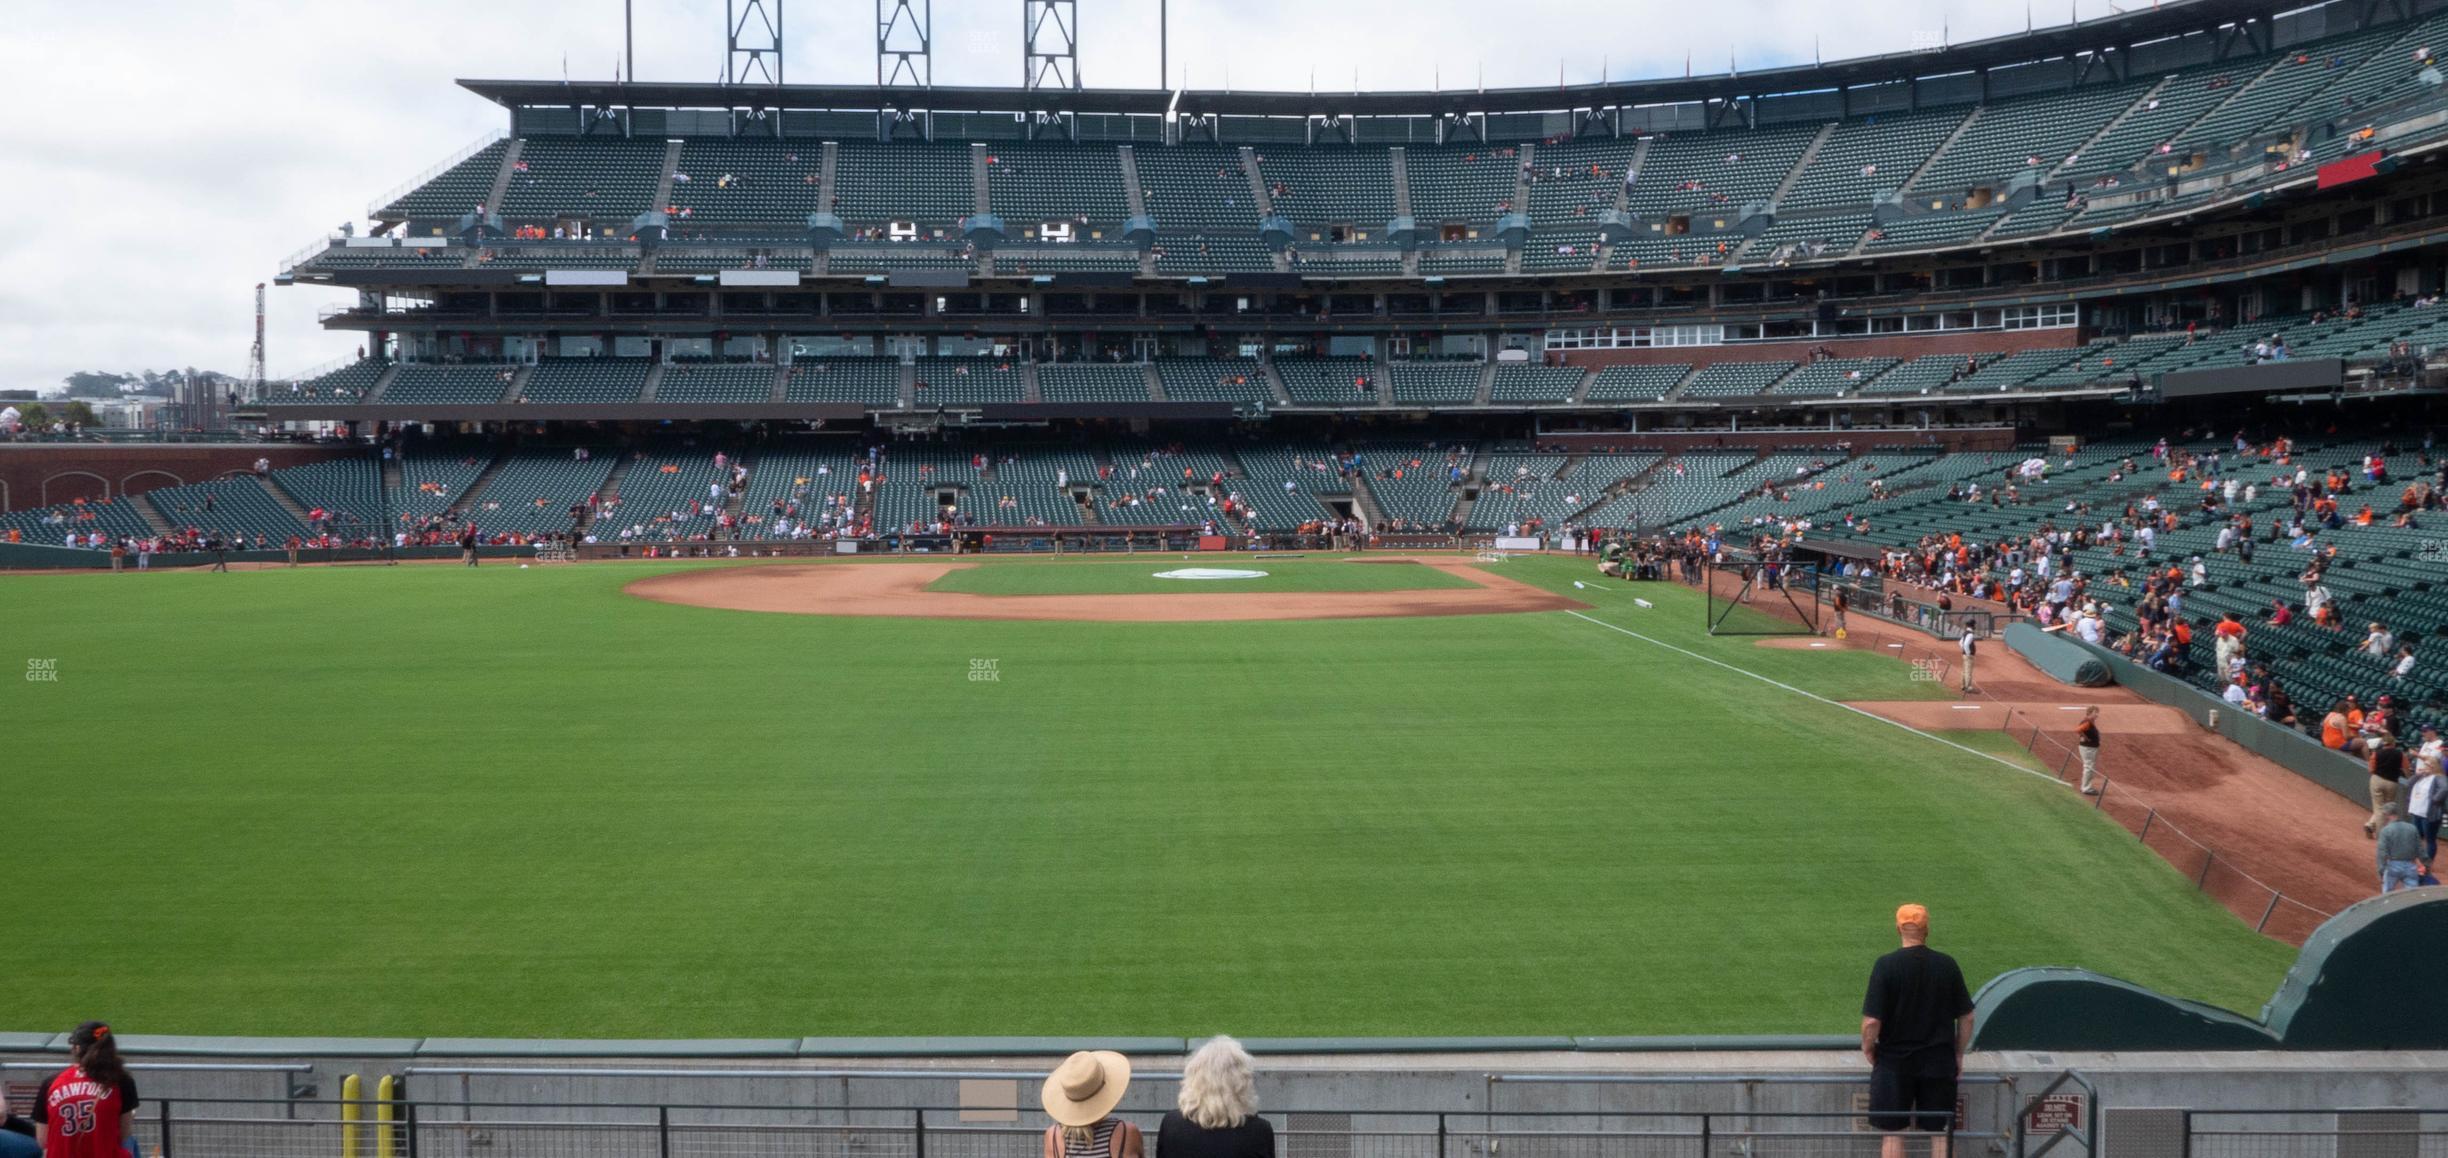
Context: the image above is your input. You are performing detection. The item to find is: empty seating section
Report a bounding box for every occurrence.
[1688,452,1938,530]
[985,147,1131,233]
[520,358,651,404]
[1776,357,1897,396]
[1489,363,1585,404]
[825,250,975,273]
[1472,454,1573,531]
[1610,232,1724,269]
[381,364,516,405]
[1231,443,1347,530]
[1153,234,1275,273]
[1256,149,1397,233]
[1137,147,1273,273]
[381,139,509,220]
[1749,211,1870,256]
[0,494,154,546]
[498,137,668,222]
[271,459,386,530]
[831,143,975,232]
[594,450,728,540]
[1678,361,1797,399]
[1860,354,1970,396]
[1156,359,1272,404]
[1038,363,1152,403]
[783,359,902,405]
[1405,147,1519,223]
[1585,363,1693,402]
[1575,451,1761,528]
[2058,65,2244,182]
[1350,441,1470,527]
[270,359,389,404]
[1946,346,2085,391]
[145,477,306,541]
[1528,139,1638,265]
[666,139,827,224]
[1865,207,2009,251]
[2179,26,2404,151]
[993,249,1142,272]
[1988,197,2083,240]
[392,449,491,521]
[911,359,1024,405]
[735,448,863,538]
[1623,127,1816,216]
[1916,81,2148,192]
[1780,111,1963,212]
[1416,249,1507,274]
[480,245,639,270]
[2020,338,2174,388]
[1385,362,1481,404]
[873,446,982,531]
[1276,358,1379,404]
[461,451,616,535]
[658,364,779,404]
[1097,443,1241,527]
[2303,15,2448,150]
[975,449,1099,526]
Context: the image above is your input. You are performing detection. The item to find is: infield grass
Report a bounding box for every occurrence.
[0,553,2297,1037]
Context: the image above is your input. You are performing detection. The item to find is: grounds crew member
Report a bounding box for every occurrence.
[1862,904,1974,1158]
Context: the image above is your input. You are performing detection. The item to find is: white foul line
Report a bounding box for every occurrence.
[1561,610,2062,786]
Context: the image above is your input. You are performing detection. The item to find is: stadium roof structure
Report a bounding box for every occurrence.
[462,0,2297,118]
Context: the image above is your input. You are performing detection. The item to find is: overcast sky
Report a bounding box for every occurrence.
[0,0,2146,394]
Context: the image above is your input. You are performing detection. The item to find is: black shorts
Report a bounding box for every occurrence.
[1868,1060,1957,1133]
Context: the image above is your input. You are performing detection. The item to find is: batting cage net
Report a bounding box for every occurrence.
[1704,559,1821,636]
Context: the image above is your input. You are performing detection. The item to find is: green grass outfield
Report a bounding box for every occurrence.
[0,553,2296,1038]
[926,557,1477,595]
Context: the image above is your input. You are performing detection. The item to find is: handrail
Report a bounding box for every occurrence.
[367,129,510,220]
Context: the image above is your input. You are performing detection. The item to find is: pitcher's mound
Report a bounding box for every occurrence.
[627,558,1588,622]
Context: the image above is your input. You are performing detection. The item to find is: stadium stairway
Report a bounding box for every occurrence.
[1769,123,1838,210]
[134,492,176,538]
[584,454,639,535]
[1389,147,1413,217]
[1348,474,1390,529]
[381,452,404,499]
[639,364,667,403]
[257,475,315,527]
[362,364,403,403]
[446,452,510,519]
[483,140,522,215]
[1505,144,1535,274]
[2048,74,2177,183]
[1142,363,1166,401]
[971,143,993,217]
[1902,107,1983,193]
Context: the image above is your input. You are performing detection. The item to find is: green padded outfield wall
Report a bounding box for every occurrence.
[1973,891,2448,1050]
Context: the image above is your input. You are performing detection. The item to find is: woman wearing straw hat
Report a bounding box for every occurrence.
[1042,1051,1143,1158]
[1160,1037,1273,1158]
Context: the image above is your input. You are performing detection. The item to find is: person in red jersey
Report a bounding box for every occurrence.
[34,1023,136,1158]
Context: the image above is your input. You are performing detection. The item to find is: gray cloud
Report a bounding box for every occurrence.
[0,0,2132,393]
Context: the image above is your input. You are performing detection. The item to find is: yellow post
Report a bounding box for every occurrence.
[340,1074,363,1158]
[374,1076,398,1158]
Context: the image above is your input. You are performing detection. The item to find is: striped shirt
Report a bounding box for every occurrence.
[1064,1120,1120,1158]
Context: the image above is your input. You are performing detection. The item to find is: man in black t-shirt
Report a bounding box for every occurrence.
[1862,904,1975,1158]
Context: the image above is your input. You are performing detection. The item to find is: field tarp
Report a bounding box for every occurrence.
[2003,623,2114,687]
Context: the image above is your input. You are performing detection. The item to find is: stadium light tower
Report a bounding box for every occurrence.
[727,0,784,85]
[879,0,931,87]
[1023,0,1080,89]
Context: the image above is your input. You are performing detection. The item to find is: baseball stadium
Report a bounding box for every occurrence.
[7,0,2448,1156]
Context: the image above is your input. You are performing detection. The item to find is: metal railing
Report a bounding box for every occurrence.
[109,1100,2009,1158]
[366,130,509,220]
[2185,1110,2448,1158]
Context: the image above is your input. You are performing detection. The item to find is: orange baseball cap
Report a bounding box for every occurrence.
[1895,904,1930,929]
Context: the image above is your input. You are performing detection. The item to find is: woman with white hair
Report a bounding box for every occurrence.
[1159,1036,1273,1158]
